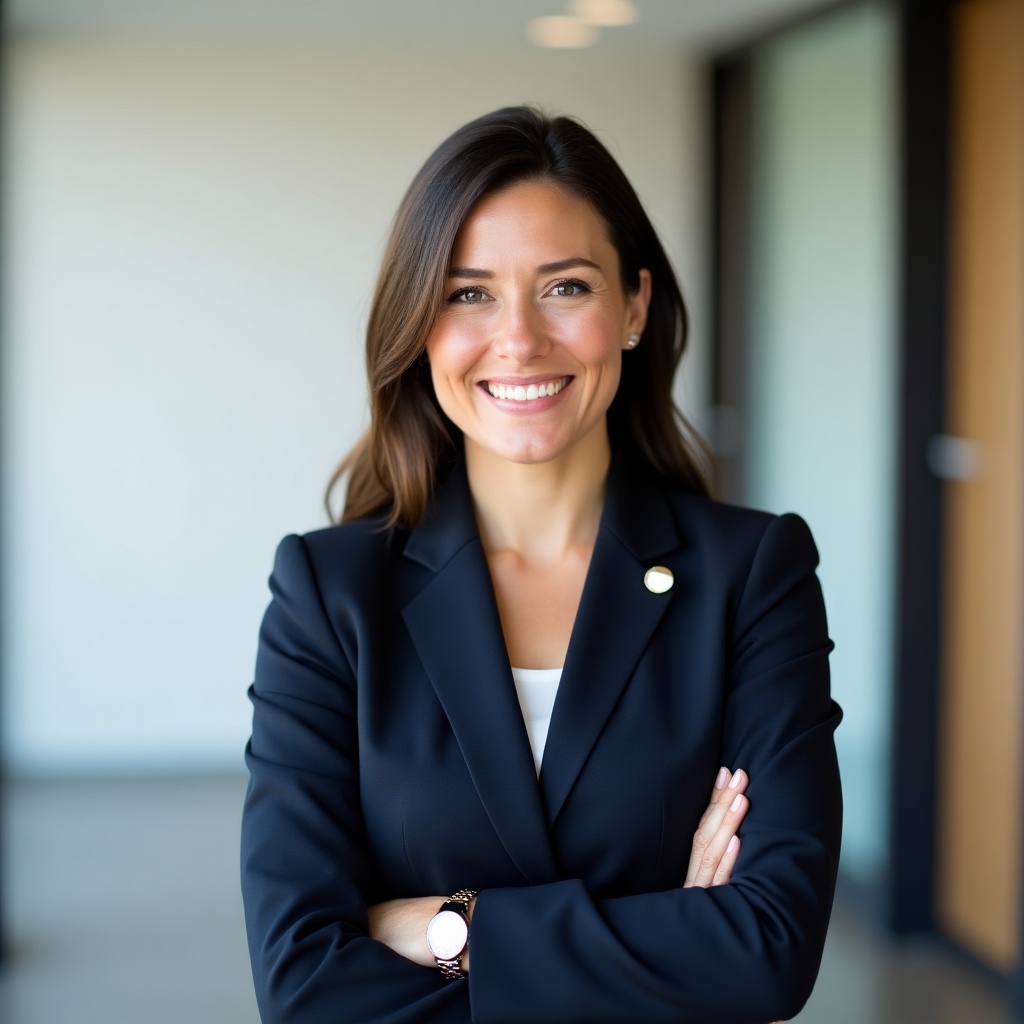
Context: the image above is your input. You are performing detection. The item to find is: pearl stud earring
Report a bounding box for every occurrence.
[626,333,640,349]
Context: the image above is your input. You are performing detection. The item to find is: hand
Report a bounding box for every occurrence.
[683,767,749,888]
[367,895,477,972]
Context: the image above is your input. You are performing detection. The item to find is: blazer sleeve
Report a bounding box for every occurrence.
[240,534,471,1024]
[467,512,843,1024]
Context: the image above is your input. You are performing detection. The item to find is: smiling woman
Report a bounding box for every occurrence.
[241,106,842,1023]
[327,107,708,531]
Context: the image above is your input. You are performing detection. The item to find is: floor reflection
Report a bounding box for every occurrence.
[0,776,1012,1023]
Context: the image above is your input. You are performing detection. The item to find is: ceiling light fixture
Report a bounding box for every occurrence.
[567,0,640,28]
[527,15,600,48]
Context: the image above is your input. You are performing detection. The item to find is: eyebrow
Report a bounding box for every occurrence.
[446,257,603,279]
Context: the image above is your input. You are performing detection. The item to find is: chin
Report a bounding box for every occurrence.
[466,435,562,466]
[499,446,565,466]
[466,419,606,469]
[495,435,593,467]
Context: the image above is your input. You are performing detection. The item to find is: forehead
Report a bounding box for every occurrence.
[451,179,615,262]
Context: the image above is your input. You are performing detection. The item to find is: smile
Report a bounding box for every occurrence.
[485,377,570,402]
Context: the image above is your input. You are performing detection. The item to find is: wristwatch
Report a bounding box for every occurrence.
[425,888,477,980]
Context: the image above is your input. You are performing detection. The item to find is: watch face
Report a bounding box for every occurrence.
[425,909,468,961]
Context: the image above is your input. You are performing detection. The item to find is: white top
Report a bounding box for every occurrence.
[510,666,563,775]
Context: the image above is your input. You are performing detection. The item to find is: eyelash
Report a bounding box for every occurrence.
[550,278,591,297]
[446,286,487,304]
[444,278,592,303]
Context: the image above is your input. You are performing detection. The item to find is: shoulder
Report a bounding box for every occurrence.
[603,458,820,588]
[650,484,824,630]
[300,515,406,564]
[663,485,819,571]
[268,515,412,606]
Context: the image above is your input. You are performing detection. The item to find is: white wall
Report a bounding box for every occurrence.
[2,38,710,773]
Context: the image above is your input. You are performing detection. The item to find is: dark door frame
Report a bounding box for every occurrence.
[886,0,951,941]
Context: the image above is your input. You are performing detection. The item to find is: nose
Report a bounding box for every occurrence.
[492,297,550,362]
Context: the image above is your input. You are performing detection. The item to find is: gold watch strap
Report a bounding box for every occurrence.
[448,888,477,909]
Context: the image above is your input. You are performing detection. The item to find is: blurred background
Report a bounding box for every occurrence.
[0,0,1021,1020]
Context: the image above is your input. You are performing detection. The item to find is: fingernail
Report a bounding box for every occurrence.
[727,835,739,854]
[731,793,744,813]
[715,767,728,790]
[728,770,744,790]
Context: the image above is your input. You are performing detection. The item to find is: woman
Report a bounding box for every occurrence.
[241,106,842,1024]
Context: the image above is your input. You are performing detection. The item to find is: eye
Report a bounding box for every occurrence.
[550,278,591,298]
[447,286,488,304]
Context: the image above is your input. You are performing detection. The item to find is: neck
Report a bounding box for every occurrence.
[465,424,610,566]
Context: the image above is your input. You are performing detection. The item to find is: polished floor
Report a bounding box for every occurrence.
[0,775,1012,1023]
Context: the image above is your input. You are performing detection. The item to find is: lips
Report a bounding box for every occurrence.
[484,376,570,402]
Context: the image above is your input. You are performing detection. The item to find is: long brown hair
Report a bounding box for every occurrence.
[327,106,712,528]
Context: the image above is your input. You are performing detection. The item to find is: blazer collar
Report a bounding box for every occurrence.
[597,453,680,563]
[401,456,683,872]
[540,458,681,824]
[402,460,480,574]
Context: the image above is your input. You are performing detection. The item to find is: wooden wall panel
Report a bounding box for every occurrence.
[938,0,1024,972]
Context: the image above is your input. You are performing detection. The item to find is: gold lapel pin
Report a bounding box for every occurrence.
[644,566,674,594]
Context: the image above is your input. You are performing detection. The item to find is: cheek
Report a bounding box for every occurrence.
[577,321,624,409]
[577,325,624,387]
[425,330,477,409]
[558,308,625,361]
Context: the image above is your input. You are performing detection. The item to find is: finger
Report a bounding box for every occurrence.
[712,834,741,886]
[694,768,748,846]
[726,767,749,796]
[685,789,749,888]
[696,766,731,830]
[688,769,731,884]
[691,792,747,888]
[686,770,747,885]
[686,768,749,886]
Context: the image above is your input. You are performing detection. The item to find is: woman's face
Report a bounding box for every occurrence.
[425,178,650,470]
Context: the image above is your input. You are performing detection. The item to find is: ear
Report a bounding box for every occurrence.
[625,268,652,341]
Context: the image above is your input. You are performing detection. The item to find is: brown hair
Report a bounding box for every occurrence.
[327,106,712,528]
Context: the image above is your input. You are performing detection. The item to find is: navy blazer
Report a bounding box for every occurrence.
[241,457,842,1023]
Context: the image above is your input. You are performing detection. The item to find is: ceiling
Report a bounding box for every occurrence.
[5,0,841,54]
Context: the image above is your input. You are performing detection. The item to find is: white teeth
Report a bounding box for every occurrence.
[486,378,567,402]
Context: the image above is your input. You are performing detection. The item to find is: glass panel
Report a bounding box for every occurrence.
[745,1,898,885]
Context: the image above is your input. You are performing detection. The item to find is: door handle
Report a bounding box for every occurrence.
[926,434,983,480]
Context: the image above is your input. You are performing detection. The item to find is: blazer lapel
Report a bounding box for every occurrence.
[402,463,559,885]
[540,459,681,826]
